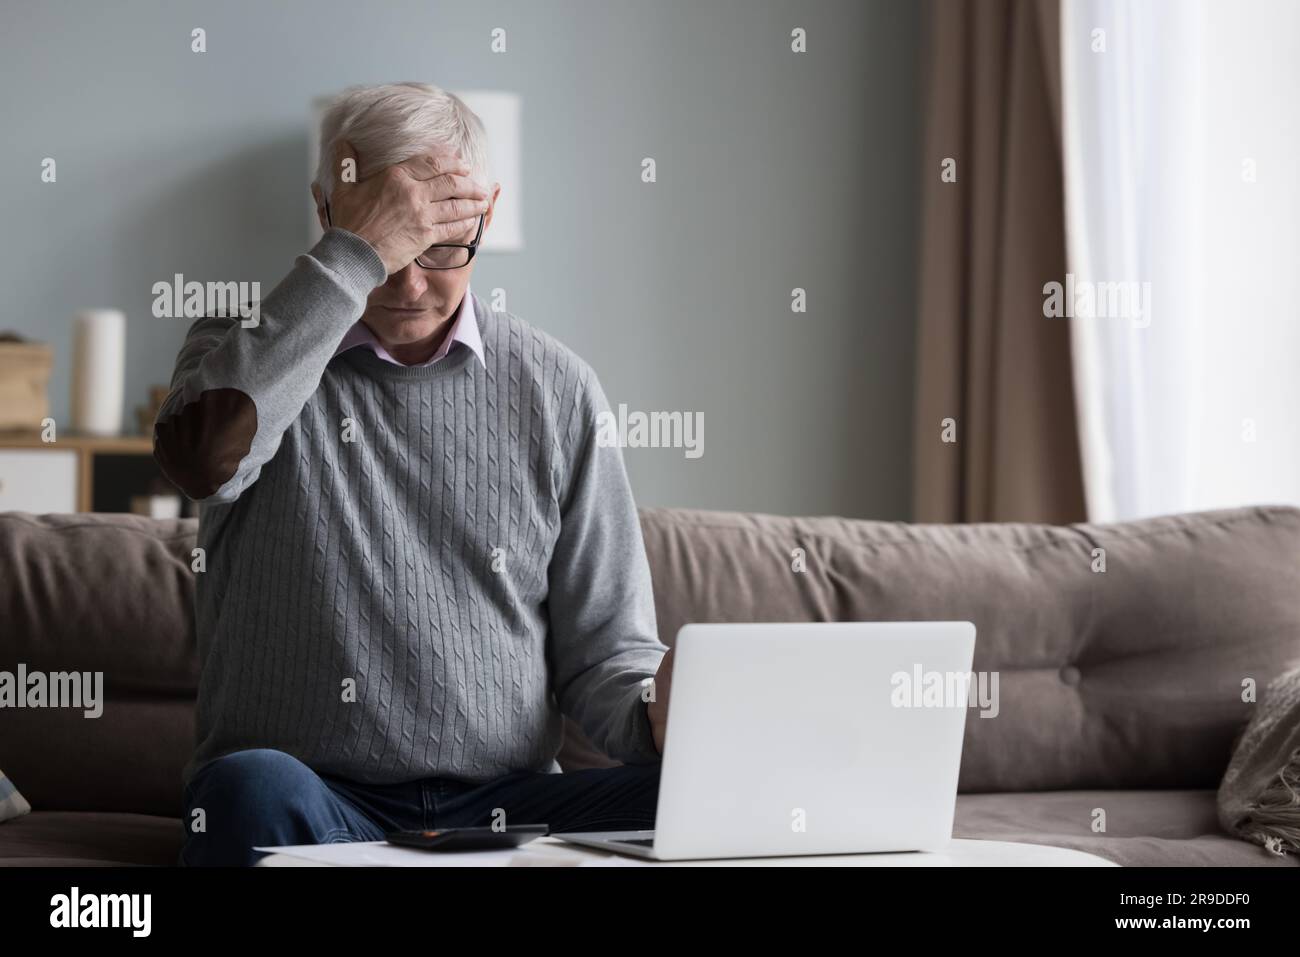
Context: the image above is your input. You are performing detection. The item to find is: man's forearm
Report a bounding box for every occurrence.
[545,365,668,763]
[154,229,384,503]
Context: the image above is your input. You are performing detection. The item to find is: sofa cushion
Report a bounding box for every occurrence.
[5,507,1299,809]
[0,513,198,692]
[0,513,199,816]
[955,790,1298,866]
[618,505,1300,792]
[0,811,182,867]
[1,700,194,817]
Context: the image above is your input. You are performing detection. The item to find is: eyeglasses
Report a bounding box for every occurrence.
[324,199,484,270]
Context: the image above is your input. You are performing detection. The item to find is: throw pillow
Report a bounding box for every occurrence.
[0,768,31,823]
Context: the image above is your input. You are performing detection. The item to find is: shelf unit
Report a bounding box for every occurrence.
[0,431,183,514]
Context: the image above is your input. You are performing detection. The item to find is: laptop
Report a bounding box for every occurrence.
[554,621,976,861]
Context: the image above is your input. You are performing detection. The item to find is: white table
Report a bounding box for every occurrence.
[256,837,1116,867]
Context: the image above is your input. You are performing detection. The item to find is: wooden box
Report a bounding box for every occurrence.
[0,341,54,431]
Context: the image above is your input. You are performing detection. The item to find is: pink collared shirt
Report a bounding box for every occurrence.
[334,287,486,368]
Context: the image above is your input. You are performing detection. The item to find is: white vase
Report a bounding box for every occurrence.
[70,309,126,436]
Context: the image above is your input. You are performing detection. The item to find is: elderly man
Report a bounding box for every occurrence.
[154,82,674,866]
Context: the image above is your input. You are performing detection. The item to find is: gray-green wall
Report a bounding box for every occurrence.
[0,0,922,518]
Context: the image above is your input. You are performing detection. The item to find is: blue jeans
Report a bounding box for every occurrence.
[179,748,661,866]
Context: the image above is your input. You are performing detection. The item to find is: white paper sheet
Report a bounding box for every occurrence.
[253,839,650,867]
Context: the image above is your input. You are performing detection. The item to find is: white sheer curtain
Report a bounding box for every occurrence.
[1061,0,1300,521]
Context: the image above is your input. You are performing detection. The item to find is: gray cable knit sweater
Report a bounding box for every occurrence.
[155,229,667,787]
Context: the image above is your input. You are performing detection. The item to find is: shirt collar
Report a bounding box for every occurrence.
[334,286,486,369]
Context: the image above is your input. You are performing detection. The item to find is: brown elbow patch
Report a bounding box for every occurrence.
[153,388,257,500]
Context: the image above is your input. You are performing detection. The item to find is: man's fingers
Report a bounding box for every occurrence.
[427,215,483,243]
[407,172,488,205]
[423,173,488,202]
[427,196,490,226]
[398,151,471,181]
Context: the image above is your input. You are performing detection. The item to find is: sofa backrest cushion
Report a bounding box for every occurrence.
[636,505,1300,792]
[4,505,1298,815]
[0,513,198,816]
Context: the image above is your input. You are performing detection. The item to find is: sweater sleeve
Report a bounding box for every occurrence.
[545,369,668,765]
[153,228,386,503]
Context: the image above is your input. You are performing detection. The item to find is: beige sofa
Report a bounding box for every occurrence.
[1,505,1297,866]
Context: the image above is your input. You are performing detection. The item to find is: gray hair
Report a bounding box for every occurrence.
[314,82,491,198]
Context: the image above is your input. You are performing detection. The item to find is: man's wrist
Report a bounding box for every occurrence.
[311,227,387,291]
[640,693,662,758]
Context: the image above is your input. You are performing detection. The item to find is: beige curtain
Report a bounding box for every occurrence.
[912,0,1086,524]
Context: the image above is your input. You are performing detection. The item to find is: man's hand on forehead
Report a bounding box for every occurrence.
[325,139,489,275]
[389,151,487,202]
